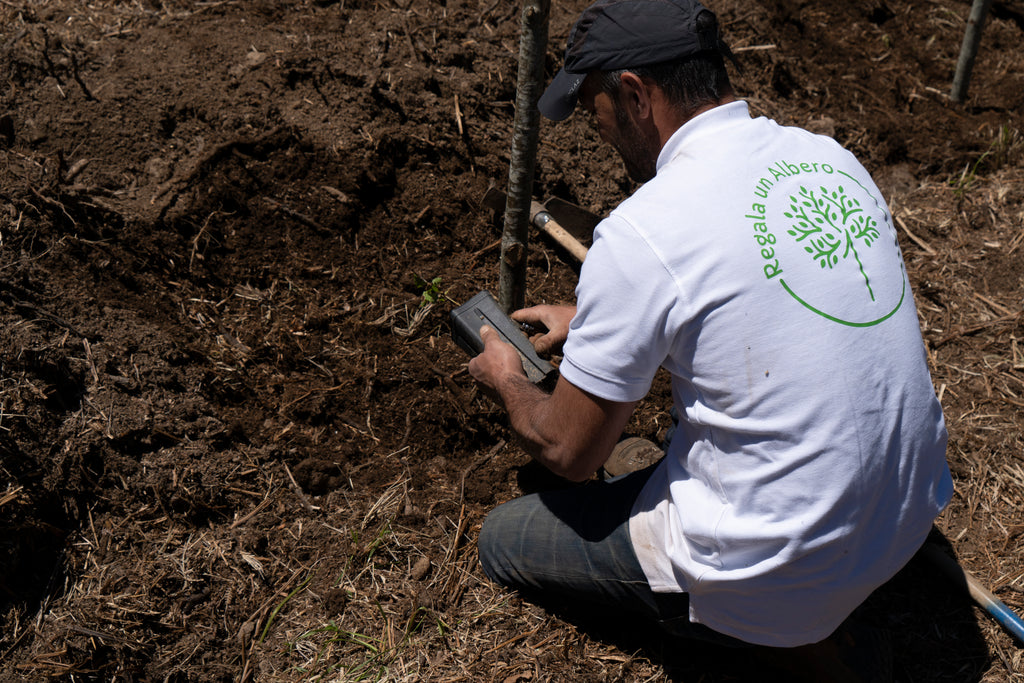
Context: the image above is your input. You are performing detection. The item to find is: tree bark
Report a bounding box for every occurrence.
[498,0,550,313]
[950,0,993,103]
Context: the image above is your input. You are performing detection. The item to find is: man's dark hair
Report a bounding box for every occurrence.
[600,11,735,113]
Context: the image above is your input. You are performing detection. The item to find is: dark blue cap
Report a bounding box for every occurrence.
[539,0,720,121]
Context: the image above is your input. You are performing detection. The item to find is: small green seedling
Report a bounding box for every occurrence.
[952,124,1023,196]
[412,274,448,307]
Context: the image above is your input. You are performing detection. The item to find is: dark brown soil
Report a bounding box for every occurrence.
[1,0,1022,681]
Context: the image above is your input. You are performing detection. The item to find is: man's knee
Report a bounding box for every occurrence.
[477,496,528,585]
[477,506,502,582]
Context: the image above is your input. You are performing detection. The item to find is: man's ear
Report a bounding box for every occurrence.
[617,71,653,121]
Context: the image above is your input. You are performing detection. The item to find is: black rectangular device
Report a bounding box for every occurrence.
[450,291,555,384]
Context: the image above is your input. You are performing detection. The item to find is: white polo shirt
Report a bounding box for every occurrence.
[559,101,953,647]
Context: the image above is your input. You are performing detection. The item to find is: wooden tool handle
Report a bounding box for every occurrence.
[531,201,588,262]
[922,542,1024,644]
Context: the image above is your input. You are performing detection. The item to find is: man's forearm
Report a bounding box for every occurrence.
[469,325,637,482]
[494,372,560,463]
[493,372,636,482]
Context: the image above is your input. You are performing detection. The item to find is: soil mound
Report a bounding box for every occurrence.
[1,0,1022,680]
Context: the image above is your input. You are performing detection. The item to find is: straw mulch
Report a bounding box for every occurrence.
[1,0,1022,681]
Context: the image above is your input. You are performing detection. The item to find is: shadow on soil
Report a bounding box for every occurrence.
[500,500,989,683]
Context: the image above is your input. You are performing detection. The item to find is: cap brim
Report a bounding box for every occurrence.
[538,68,586,121]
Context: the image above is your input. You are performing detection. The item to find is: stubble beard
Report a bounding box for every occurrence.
[611,101,658,184]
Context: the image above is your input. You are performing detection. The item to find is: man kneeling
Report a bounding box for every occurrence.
[468,0,952,679]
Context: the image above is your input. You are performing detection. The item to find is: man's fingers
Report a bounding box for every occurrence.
[471,325,526,385]
[480,325,514,353]
[531,334,553,354]
[510,307,544,327]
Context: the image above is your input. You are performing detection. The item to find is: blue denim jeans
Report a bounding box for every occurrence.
[478,464,749,648]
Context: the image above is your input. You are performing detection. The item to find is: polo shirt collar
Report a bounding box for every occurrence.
[655,100,751,173]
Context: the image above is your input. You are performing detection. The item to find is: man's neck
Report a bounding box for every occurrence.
[654,93,737,151]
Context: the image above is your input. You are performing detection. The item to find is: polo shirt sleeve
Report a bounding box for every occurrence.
[559,213,683,403]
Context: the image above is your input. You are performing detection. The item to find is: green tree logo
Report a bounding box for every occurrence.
[784,185,881,300]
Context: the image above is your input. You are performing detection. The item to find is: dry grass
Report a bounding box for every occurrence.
[908,162,1024,682]
[2,0,1023,682]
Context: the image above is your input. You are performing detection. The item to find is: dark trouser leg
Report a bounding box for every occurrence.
[477,465,747,647]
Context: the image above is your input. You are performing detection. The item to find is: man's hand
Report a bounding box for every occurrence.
[466,307,637,482]
[511,304,576,356]
[467,320,638,482]
[468,325,526,398]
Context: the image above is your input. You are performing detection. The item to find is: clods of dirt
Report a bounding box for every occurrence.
[1,0,1022,681]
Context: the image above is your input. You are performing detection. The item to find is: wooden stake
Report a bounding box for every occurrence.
[950,0,993,103]
[498,0,550,314]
